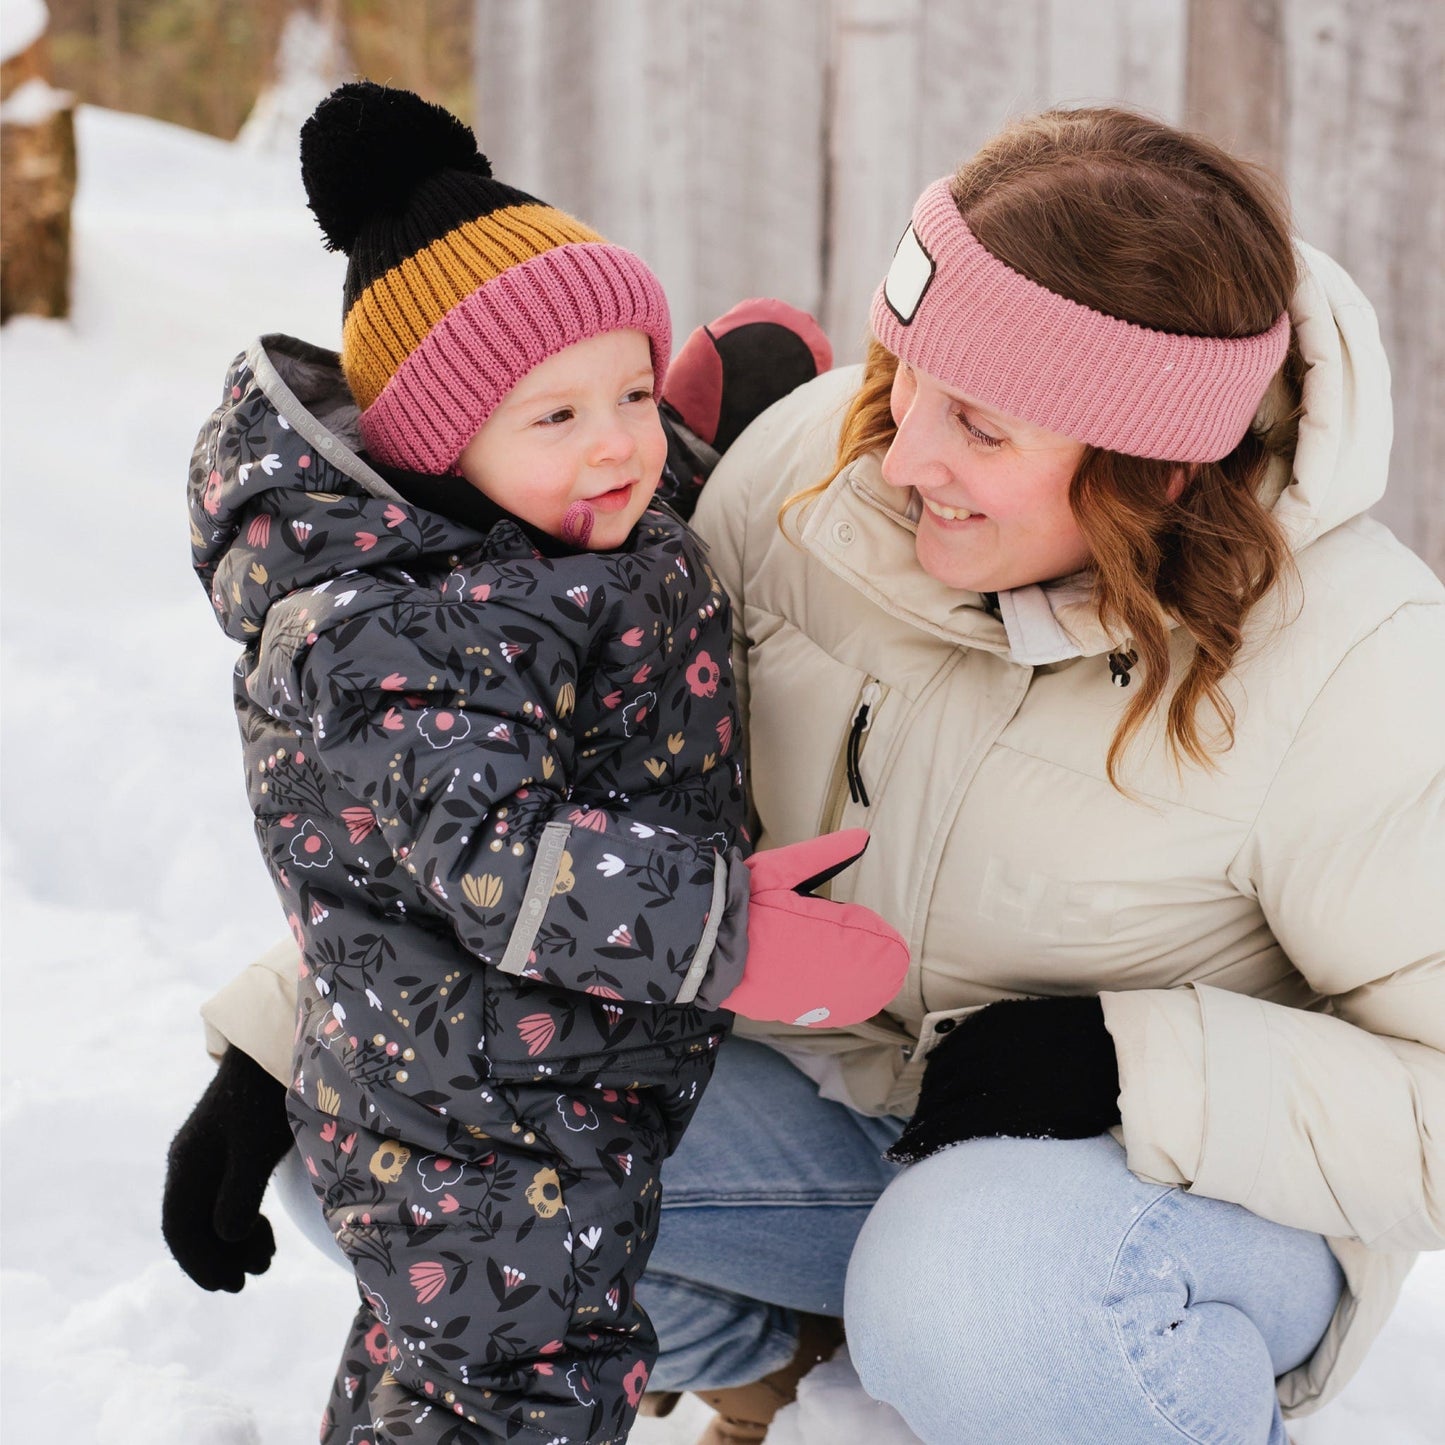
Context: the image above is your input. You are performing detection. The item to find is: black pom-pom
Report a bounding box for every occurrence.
[300,81,492,254]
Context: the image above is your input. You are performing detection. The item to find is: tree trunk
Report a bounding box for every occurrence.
[1,36,77,323]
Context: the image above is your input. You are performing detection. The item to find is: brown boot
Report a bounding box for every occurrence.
[692,1312,845,1443]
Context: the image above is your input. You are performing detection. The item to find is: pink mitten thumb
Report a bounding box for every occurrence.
[742,827,871,896]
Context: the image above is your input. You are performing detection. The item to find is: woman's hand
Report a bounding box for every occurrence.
[886,996,1121,1164]
[161,1047,297,1291]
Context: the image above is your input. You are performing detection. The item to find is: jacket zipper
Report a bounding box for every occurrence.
[821,679,886,837]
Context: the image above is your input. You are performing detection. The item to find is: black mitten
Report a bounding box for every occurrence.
[162,1047,296,1292]
[886,996,1121,1165]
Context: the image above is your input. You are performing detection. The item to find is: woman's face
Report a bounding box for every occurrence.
[882,359,1091,593]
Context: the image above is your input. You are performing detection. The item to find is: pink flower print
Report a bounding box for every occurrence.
[716,714,734,753]
[417,1154,466,1193]
[340,1133,356,1154]
[341,806,376,844]
[568,808,608,833]
[621,691,657,737]
[382,707,404,732]
[598,1001,624,1030]
[417,708,472,749]
[383,503,408,528]
[556,1096,599,1132]
[411,1205,432,1226]
[517,1012,557,1057]
[309,898,329,924]
[620,627,645,647]
[470,583,491,602]
[379,673,407,690]
[203,470,223,516]
[601,689,623,709]
[566,585,589,608]
[409,1260,448,1305]
[363,1322,390,1365]
[622,1360,649,1408]
[686,651,721,698]
[606,1286,621,1312]
[246,513,272,547]
[320,1119,337,1142]
[438,1193,460,1214]
[606,924,634,948]
[501,641,527,662]
[614,1150,633,1176]
[291,519,313,543]
[288,821,333,869]
[632,663,652,684]
[502,1265,527,1291]
[486,722,511,743]
[676,554,690,577]
[354,531,377,552]
[585,984,623,999]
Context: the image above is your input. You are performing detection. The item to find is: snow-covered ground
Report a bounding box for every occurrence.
[1,104,1442,1445]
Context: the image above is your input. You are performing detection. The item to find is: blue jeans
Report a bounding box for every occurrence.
[642,1037,1344,1445]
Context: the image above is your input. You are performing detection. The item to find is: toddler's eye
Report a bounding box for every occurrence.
[622,388,654,405]
[537,408,574,427]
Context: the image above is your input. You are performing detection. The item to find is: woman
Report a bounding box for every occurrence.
[639,107,1443,1444]
[168,108,1444,1444]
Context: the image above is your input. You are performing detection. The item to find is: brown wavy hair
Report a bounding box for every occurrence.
[786,108,1304,788]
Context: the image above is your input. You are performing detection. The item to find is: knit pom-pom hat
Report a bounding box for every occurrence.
[300,82,671,475]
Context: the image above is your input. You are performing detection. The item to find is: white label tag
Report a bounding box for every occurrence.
[882,223,935,324]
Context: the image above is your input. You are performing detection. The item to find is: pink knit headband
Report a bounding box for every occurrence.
[869,178,1291,463]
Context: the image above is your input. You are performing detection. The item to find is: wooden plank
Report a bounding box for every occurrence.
[1185,0,1285,170]
[1282,0,1445,575]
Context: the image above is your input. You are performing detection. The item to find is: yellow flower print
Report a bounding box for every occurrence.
[526,1165,563,1219]
[463,873,504,908]
[370,1141,411,1183]
[552,850,575,896]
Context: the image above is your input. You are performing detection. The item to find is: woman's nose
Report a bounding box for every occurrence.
[882,401,952,493]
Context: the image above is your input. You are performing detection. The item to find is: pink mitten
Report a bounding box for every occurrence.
[721,829,910,1028]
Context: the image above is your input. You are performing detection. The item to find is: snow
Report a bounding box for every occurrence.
[1,103,1442,1445]
[0,74,69,124]
[0,0,46,64]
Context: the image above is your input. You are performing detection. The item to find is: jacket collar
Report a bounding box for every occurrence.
[793,450,1126,662]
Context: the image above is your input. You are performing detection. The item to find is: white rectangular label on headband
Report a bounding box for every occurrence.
[883,223,936,325]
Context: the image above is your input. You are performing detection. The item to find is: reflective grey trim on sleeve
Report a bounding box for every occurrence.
[674,851,729,1005]
[496,821,572,976]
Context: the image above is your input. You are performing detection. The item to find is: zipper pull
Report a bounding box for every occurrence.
[846,683,881,806]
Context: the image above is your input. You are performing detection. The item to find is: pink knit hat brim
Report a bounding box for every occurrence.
[869,179,1290,464]
[361,242,671,475]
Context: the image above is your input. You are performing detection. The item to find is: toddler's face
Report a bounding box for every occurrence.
[457,330,665,549]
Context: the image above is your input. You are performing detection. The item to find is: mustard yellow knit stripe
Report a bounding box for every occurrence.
[343,204,604,410]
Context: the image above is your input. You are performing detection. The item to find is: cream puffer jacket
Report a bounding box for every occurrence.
[688,242,1444,1415]
[205,244,1442,1415]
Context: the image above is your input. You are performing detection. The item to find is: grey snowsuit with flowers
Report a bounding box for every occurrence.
[189,335,750,1445]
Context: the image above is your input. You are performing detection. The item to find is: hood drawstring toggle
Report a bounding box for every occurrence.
[1108,648,1138,688]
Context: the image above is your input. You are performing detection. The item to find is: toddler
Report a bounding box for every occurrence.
[186,82,906,1445]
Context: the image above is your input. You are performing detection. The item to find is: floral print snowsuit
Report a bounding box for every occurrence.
[189,337,750,1444]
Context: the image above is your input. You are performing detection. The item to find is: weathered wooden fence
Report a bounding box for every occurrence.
[473,0,1443,574]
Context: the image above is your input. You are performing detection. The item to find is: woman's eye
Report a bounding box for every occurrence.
[957,411,1003,449]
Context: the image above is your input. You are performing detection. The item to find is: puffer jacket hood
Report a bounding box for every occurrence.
[189,335,478,643]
